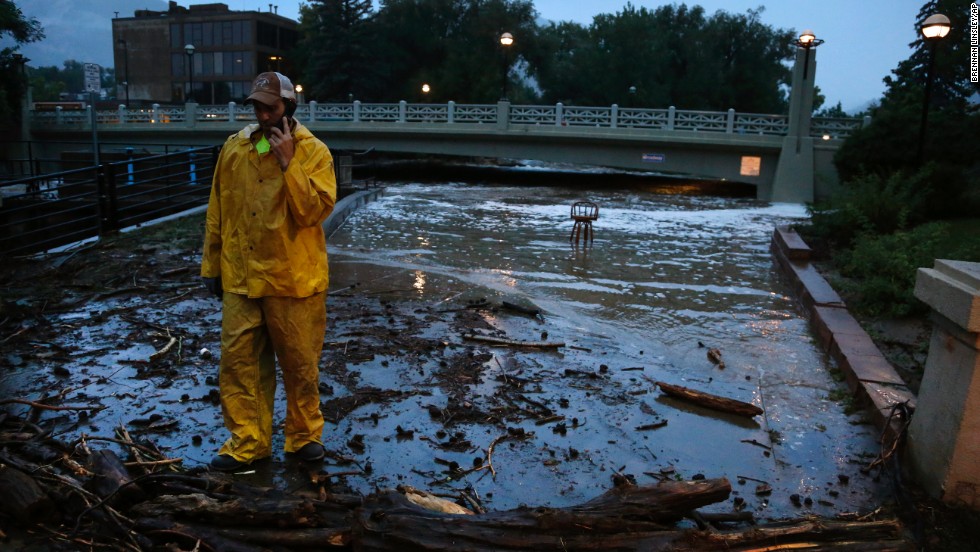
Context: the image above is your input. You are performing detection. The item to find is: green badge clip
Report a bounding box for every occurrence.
[256,134,271,154]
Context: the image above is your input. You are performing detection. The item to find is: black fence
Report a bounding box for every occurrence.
[0,146,218,257]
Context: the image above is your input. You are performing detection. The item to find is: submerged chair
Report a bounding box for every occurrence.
[570,201,599,245]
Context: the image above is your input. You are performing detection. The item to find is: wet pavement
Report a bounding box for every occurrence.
[0,172,895,526]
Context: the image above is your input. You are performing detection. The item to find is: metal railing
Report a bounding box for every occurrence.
[0,146,217,257]
[30,101,868,139]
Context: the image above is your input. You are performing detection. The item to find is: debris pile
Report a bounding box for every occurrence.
[0,411,913,550]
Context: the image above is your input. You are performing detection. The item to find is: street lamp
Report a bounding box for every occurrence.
[184,43,195,103]
[795,30,824,80]
[117,38,129,106]
[917,13,951,164]
[295,84,304,104]
[628,85,637,107]
[499,31,514,100]
[421,83,431,100]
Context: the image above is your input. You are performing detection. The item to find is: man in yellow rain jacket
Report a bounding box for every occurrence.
[200,71,336,471]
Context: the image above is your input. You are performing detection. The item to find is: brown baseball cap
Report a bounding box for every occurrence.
[244,71,297,106]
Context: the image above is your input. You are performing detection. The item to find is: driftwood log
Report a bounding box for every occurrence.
[0,412,915,551]
[0,462,57,523]
[352,479,733,550]
[655,381,764,418]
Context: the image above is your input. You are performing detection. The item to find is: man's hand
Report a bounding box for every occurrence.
[203,276,222,298]
[268,118,295,171]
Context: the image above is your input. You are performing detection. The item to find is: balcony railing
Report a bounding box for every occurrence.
[31,101,868,139]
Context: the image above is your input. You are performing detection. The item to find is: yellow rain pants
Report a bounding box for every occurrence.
[217,290,326,461]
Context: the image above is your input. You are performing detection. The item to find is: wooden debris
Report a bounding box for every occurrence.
[0,463,57,523]
[85,449,147,506]
[353,478,733,550]
[654,381,763,418]
[636,420,669,431]
[0,406,916,552]
[500,301,541,317]
[399,485,474,515]
[461,333,564,348]
[149,331,179,362]
[707,348,726,369]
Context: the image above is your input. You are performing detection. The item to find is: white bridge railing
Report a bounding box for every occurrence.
[31,101,868,139]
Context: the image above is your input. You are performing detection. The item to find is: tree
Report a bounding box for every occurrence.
[26,61,115,102]
[0,0,44,126]
[296,0,377,102]
[373,0,540,103]
[833,0,980,217]
[530,4,793,112]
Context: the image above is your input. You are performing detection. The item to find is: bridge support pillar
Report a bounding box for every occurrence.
[771,136,815,203]
[769,44,817,203]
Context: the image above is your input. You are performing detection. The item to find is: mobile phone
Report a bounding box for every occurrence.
[266,116,290,137]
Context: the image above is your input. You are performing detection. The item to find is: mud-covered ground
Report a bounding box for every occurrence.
[0,204,971,550]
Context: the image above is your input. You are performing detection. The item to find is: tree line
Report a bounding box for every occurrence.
[2,1,802,118]
[295,0,798,113]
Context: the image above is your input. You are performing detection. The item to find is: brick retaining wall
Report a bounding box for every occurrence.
[771,225,916,442]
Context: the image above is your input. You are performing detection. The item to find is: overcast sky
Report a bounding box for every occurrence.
[8,0,936,113]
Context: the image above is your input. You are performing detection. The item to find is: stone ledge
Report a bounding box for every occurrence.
[771,225,912,441]
[323,187,385,239]
[771,228,844,309]
[774,224,811,260]
[915,260,980,333]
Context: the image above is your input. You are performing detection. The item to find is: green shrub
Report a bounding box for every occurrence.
[834,223,950,318]
[805,169,931,249]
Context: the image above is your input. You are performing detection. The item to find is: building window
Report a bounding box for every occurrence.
[257,21,278,48]
[170,23,181,48]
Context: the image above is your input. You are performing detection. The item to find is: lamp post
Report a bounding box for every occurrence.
[117,38,129,106]
[795,30,824,80]
[184,43,195,103]
[295,84,304,104]
[12,53,30,143]
[917,13,951,165]
[421,83,431,102]
[628,85,637,108]
[499,31,514,100]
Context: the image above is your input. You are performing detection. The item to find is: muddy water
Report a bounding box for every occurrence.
[0,172,893,524]
[324,178,892,518]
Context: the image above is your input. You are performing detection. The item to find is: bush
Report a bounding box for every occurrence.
[805,169,931,249]
[834,223,950,318]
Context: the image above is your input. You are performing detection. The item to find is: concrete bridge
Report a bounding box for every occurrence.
[21,49,860,203]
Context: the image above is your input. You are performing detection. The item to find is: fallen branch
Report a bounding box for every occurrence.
[461,334,564,348]
[654,381,763,418]
[0,398,103,412]
[149,333,179,362]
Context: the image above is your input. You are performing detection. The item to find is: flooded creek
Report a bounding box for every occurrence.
[0,170,895,527]
[323,176,892,518]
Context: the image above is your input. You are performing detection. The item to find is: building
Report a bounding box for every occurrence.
[112,2,298,105]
